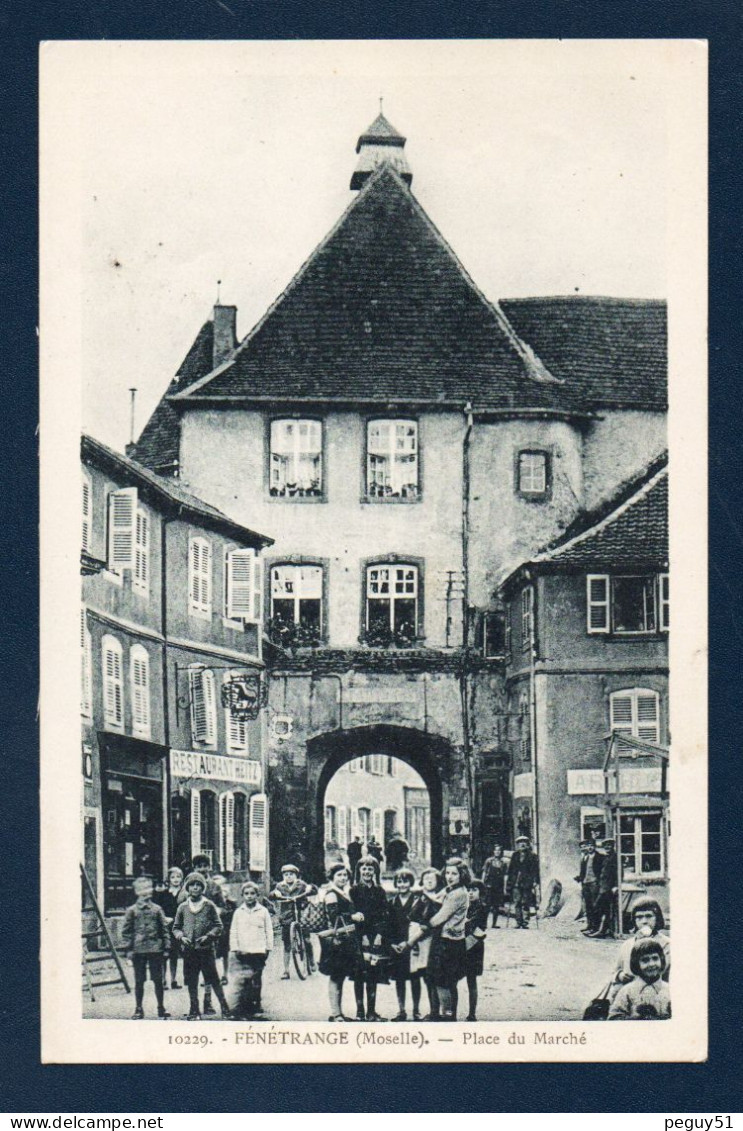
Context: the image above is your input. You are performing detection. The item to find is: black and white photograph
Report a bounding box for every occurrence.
[40,38,707,1062]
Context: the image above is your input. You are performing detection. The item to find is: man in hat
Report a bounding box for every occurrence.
[269,864,317,979]
[346,835,363,876]
[506,836,540,929]
[575,839,604,934]
[588,838,618,938]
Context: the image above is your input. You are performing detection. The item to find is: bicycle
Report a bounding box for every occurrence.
[270,890,317,980]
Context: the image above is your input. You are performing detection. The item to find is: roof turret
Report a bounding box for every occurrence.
[350,109,412,190]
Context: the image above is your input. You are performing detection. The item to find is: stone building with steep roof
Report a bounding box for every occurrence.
[131,112,668,886]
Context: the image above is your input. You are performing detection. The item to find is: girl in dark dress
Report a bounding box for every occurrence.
[411,867,443,1020]
[463,880,488,1021]
[401,858,470,1021]
[388,868,423,1021]
[350,856,391,1022]
[153,866,184,989]
[318,863,361,1021]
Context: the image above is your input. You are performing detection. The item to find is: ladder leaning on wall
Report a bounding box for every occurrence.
[81,863,131,1000]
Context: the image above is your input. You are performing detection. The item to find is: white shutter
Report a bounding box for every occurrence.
[107,488,137,572]
[220,792,235,872]
[587,575,610,633]
[102,636,123,729]
[190,537,212,615]
[610,691,634,736]
[225,674,248,752]
[190,667,215,744]
[637,692,660,743]
[82,474,91,553]
[80,608,92,717]
[338,806,348,847]
[249,793,268,872]
[191,790,202,856]
[251,552,263,624]
[134,509,149,594]
[226,549,253,620]
[203,669,216,744]
[373,808,383,840]
[130,646,150,738]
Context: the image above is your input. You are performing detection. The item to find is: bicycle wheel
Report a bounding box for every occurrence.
[290,922,309,980]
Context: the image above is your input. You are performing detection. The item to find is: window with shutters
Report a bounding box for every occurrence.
[609,688,661,744]
[338,806,348,847]
[233,792,248,871]
[269,563,323,645]
[107,487,137,575]
[81,608,92,718]
[366,419,419,500]
[220,792,236,872]
[189,537,212,618]
[519,691,531,762]
[516,450,550,498]
[269,419,323,498]
[225,547,262,624]
[619,811,665,878]
[586,574,664,635]
[130,644,151,739]
[224,672,249,754]
[249,793,268,872]
[189,666,217,746]
[357,808,371,842]
[133,508,149,595]
[82,472,92,553]
[521,587,533,651]
[324,805,338,846]
[101,635,124,731]
[373,809,383,841]
[364,563,420,647]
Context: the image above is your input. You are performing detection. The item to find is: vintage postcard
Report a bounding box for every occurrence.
[40,38,707,1062]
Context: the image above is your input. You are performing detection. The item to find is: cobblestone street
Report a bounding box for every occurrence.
[84,910,622,1024]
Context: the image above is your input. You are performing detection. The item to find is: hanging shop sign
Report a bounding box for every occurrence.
[220,674,266,721]
[170,749,262,786]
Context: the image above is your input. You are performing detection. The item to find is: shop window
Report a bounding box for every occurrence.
[189,666,217,745]
[189,537,212,618]
[270,419,323,497]
[521,587,533,650]
[619,811,665,878]
[133,508,149,596]
[516,450,549,498]
[269,564,323,645]
[102,634,124,731]
[366,420,419,499]
[81,607,92,718]
[130,644,150,739]
[107,487,137,574]
[82,472,92,553]
[586,574,664,635]
[364,563,419,647]
[609,688,660,744]
[225,548,262,623]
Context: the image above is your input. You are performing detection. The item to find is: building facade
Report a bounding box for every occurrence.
[81,435,272,914]
[132,113,668,885]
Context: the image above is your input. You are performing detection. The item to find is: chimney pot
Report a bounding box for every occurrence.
[213,304,237,367]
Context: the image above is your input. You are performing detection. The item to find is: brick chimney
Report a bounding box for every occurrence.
[213,304,237,367]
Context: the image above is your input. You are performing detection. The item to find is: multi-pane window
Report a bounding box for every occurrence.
[102,634,124,731]
[130,644,150,739]
[619,812,665,878]
[366,420,419,499]
[587,575,665,635]
[224,673,249,753]
[80,608,92,717]
[270,420,323,497]
[189,537,212,618]
[82,473,92,552]
[133,508,149,595]
[609,688,661,744]
[517,450,548,496]
[189,666,217,745]
[521,587,533,650]
[366,564,419,641]
[270,565,323,638]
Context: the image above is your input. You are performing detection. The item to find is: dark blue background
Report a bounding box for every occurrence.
[2,0,740,1112]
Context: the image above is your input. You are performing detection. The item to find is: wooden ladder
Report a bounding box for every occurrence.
[81,864,131,1000]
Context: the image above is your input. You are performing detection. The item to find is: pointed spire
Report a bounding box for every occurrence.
[350,110,412,190]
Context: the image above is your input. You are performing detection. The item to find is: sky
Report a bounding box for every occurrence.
[52,40,673,452]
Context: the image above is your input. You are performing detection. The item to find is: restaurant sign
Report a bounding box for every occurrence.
[170,749,261,787]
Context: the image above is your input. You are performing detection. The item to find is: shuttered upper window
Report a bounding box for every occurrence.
[82,473,92,553]
[102,634,124,731]
[225,548,262,623]
[81,608,92,718]
[189,537,212,618]
[130,644,151,739]
[609,688,661,744]
[189,666,217,745]
[521,586,533,650]
[224,672,249,753]
[133,508,149,596]
[107,488,137,574]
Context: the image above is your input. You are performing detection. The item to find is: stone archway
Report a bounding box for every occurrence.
[306,724,453,882]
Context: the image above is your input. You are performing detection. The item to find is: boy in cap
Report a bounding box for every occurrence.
[172,872,231,1019]
[506,836,540,929]
[121,877,171,1019]
[270,864,317,979]
[229,881,274,1018]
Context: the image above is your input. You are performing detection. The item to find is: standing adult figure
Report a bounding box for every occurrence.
[576,840,604,936]
[590,838,618,938]
[506,835,540,929]
[385,831,410,873]
[318,863,362,1022]
[350,856,391,1021]
[366,837,384,867]
[347,836,363,876]
[481,844,506,928]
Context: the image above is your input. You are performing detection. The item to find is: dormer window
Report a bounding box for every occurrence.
[270,420,323,498]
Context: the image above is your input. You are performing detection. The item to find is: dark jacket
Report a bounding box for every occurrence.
[385,837,410,871]
[576,852,604,885]
[347,841,363,871]
[350,882,390,938]
[172,898,223,950]
[482,855,507,893]
[387,892,420,945]
[598,850,618,894]
[507,849,540,894]
[121,899,170,955]
[153,887,181,920]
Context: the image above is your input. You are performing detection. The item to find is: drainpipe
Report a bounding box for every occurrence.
[529,576,542,891]
[161,516,174,870]
[460,403,478,865]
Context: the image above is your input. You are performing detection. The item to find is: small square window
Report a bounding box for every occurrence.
[517,451,549,497]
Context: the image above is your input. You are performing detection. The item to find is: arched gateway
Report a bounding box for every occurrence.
[304,725,453,882]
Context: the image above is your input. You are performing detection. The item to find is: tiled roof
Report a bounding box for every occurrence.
[82,433,272,547]
[171,166,586,414]
[500,296,667,410]
[133,320,214,473]
[357,112,406,149]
